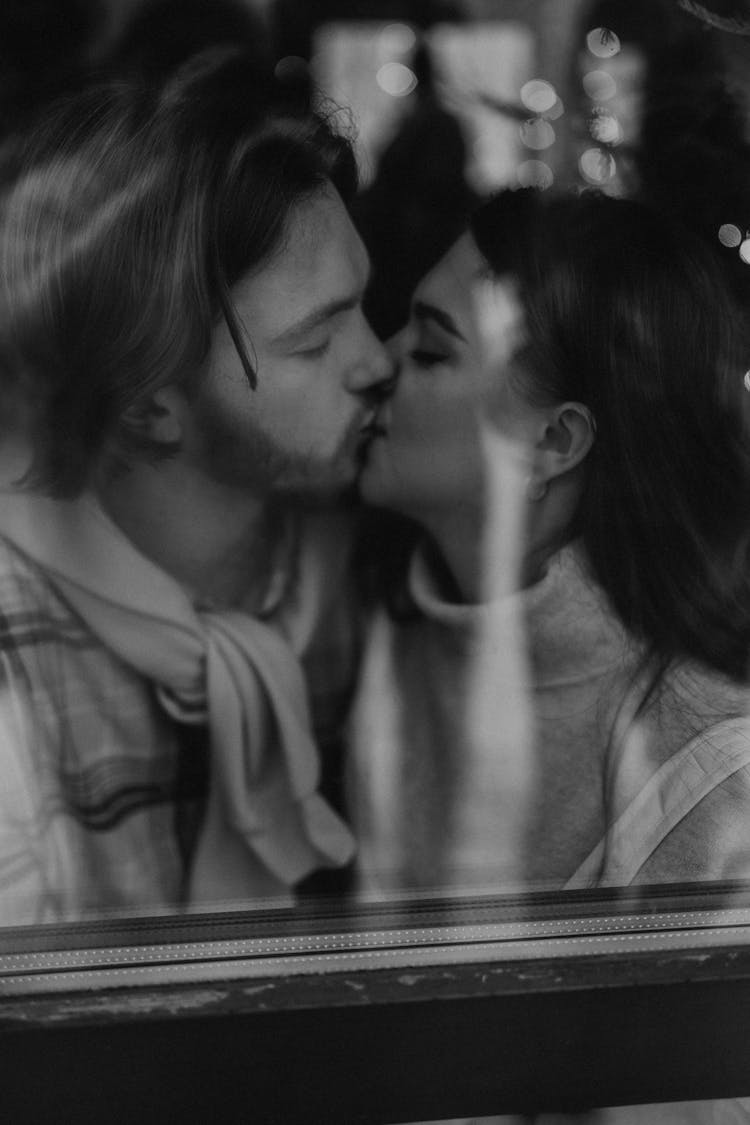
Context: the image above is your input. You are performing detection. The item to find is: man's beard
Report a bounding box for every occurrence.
[188,390,358,502]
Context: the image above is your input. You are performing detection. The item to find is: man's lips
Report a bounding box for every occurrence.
[358,409,388,442]
[354,411,388,467]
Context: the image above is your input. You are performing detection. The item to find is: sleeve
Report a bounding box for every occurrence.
[0,650,73,926]
[634,718,750,885]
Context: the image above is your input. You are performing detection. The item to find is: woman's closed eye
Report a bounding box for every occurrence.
[410,348,449,368]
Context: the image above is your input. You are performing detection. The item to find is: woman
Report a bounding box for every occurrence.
[349,187,750,895]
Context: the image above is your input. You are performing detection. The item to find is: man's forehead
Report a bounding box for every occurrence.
[273,185,364,275]
[230,187,369,335]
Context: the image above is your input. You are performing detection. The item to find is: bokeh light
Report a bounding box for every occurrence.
[740,239,750,265]
[579,147,616,184]
[718,223,742,248]
[274,55,309,81]
[546,97,565,121]
[517,160,554,190]
[376,62,418,97]
[744,371,750,392]
[520,79,557,115]
[582,70,617,101]
[379,22,417,56]
[586,28,621,58]
[589,112,621,145]
[519,118,555,150]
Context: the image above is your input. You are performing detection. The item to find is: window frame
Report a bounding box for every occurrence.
[2,6,749,1121]
[3,882,750,1121]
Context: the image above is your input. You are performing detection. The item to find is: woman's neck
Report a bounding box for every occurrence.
[420,506,485,604]
[424,500,570,605]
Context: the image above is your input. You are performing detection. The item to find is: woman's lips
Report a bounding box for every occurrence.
[360,407,389,441]
[372,402,391,436]
[355,415,387,467]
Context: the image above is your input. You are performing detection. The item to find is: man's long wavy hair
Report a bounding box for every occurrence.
[0,48,358,495]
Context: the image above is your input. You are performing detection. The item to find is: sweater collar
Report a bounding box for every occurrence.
[408,540,632,684]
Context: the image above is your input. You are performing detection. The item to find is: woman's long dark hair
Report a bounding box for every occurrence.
[471,187,750,682]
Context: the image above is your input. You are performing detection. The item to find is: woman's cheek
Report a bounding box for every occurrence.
[388,379,426,442]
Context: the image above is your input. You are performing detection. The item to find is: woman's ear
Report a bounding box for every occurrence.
[535,401,596,483]
[121,386,185,448]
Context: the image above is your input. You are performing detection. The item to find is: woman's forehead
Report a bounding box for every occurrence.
[408,234,483,344]
[418,233,484,302]
[415,233,525,355]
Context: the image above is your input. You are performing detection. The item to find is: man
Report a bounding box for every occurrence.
[0,50,392,923]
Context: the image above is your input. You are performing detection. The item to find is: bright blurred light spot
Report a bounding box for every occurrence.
[519,118,555,150]
[376,62,418,97]
[520,79,557,115]
[517,160,554,190]
[379,22,417,56]
[579,147,616,184]
[740,239,750,264]
[582,70,617,101]
[718,223,742,248]
[274,55,309,81]
[546,97,565,121]
[589,112,621,145]
[744,371,750,392]
[586,28,621,58]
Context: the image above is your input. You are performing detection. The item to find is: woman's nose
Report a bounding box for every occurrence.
[386,326,408,363]
[345,321,395,395]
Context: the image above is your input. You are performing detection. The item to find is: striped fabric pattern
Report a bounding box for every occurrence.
[0,517,359,925]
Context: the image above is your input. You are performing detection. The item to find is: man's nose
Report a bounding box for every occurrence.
[344,318,395,395]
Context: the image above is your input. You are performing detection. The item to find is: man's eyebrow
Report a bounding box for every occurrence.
[270,296,359,348]
[270,257,372,349]
[412,299,467,342]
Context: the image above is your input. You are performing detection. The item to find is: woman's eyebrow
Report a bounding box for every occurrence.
[412,300,467,342]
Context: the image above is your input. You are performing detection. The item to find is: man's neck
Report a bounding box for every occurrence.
[95,459,278,610]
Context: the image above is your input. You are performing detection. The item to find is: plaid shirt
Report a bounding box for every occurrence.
[0,513,360,925]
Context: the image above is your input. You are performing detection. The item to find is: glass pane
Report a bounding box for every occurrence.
[0,0,747,983]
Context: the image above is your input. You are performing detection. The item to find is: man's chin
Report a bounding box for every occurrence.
[356,460,387,507]
[269,462,359,507]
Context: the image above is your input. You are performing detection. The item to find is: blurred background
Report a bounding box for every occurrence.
[3,0,750,335]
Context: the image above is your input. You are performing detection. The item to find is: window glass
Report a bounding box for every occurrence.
[0,0,748,1015]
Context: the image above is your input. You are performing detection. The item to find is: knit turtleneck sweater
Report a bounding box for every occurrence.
[347,543,750,894]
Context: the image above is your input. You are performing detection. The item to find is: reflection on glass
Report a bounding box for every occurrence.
[586,26,622,58]
[519,117,556,150]
[579,146,617,182]
[589,110,622,145]
[0,1,747,947]
[582,69,617,101]
[379,21,417,56]
[516,160,554,190]
[520,79,558,115]
[376,61,418,98]
[719,223,743,248]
